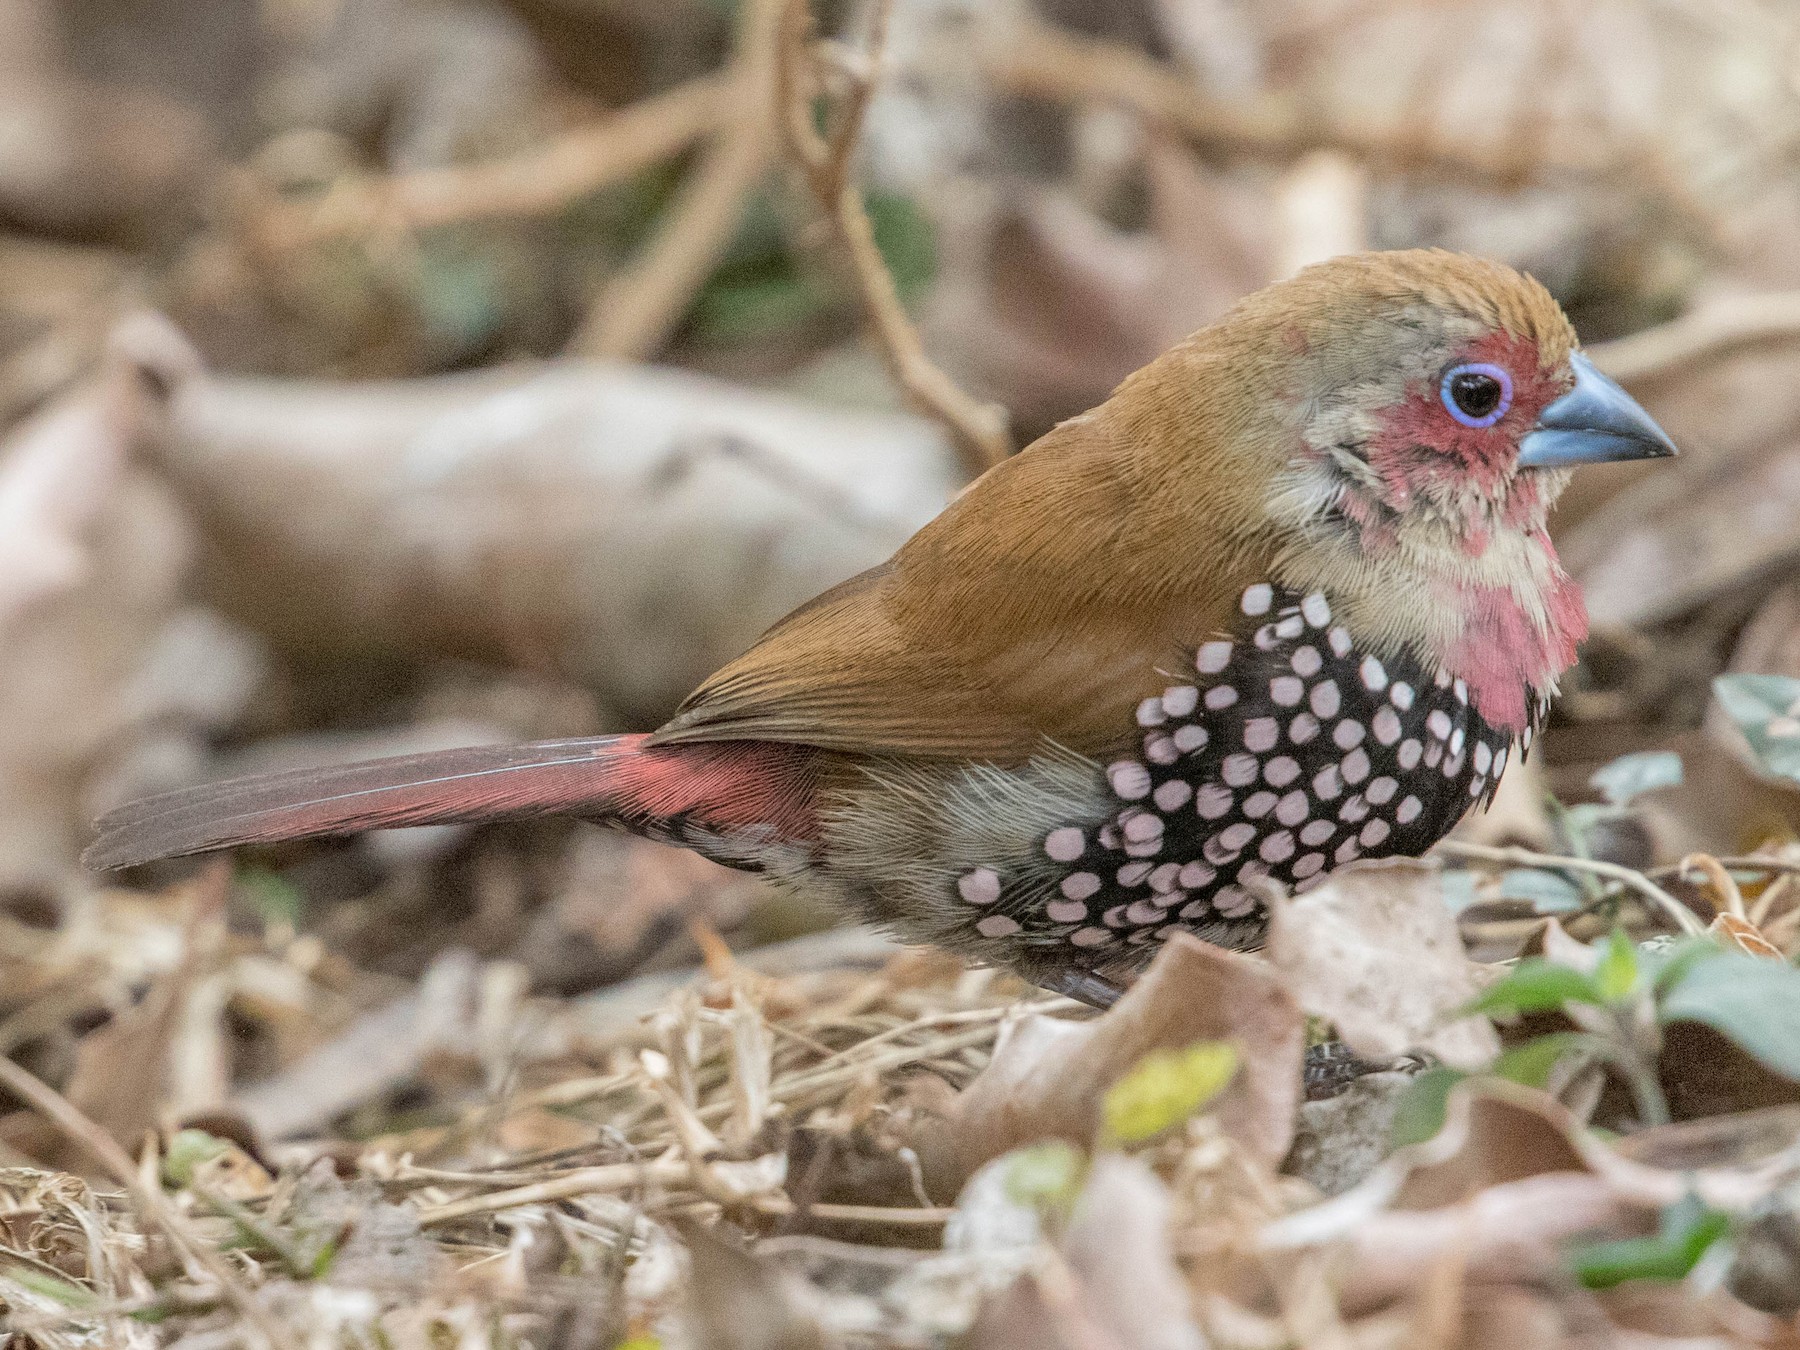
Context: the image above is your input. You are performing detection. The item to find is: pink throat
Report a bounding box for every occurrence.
[1441,562,1586,734]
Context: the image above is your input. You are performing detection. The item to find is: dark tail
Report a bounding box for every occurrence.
[84,734,822,871]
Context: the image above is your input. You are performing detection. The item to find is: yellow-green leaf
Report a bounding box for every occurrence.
[1102,1041,1239,1146]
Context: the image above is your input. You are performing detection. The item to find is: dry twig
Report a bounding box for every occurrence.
[1432,841,1706,936]
[251,74,732,248]
[570,0,786,360]
[775,0,1012,475]
[1588,290,1800,385]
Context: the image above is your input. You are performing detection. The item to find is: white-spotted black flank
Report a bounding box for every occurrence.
[955,583,1525,955]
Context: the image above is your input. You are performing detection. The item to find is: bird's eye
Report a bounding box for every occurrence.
[1440,362,1513,429]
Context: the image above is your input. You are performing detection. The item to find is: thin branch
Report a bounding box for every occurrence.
[775,0,1012,475]
[987,20,1705,224]
[253,74,732,248]
[1587,291,1800,386]
[0,1054,298,1350]
[569,0,785,360]
[1432,841,1707,937]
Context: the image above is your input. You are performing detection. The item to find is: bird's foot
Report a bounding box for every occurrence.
[1040,968,1126,1010]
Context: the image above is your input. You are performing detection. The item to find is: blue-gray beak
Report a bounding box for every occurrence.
[1517,351,1679,469]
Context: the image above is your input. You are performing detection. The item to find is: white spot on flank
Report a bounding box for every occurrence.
[1333,719,1365,750]
[1360,656,1388,691]
[1162,685,1199,717]
[1449,726,1466,757]
[1302,592,1332,626]
[1360,819,1391,847]
[1215,887,1257,918]
[1243,790,1278,818]
[1271,676,1305,706]
[1312,764,1343,799]
[1136,696,1166,727]
[1275,615,1305,640]
[1118,861,1153,887]
[1493,747,1508,777]
[1149,863,1181,892]
[1366,776,1397,805]
[1047,899,1088,923]
[1195,784,1233,818]
[1310,680,1341,719]
[1241,583,1273,616]
[1454,678,1469,704]
[1390,682,1415,711]
[1173,724,1209,752]
[1328,627,1353,657]
[1265,756,1302,787]
[1289,712,1320,743]
[1197,641,1233,674]
[1123,812,1164,843]
[1342,747,1371,783]
[1222,754,1259,787]
[1339,795,1369,824]
[1474,742,1493,775]
[1254,625,1280,651]
[1061,871,1101,900]
[1127,898,1167,926]
[958,868,1000,905]
[1261,831,1296,862]
[1244,717,1280,752]
[1372,707,1402,745]
[1144,734,1179,765]
[1154,779,1192,812]
[1427,709,1454,740]
[1292,645,1322,677]
[1335,838,1362,864]
[1276,790,1308,826]
[1070,927,1113,947]
[1294,852,1326,878]
[1398,739,1423,769]
[1397,795,1423,824]
[1179,861,1215,888]
[1044,827,1085,862]
[1218,822,1256,851]
[977,914,1020,937]
[1109,761,1152,799]
[1301,819,1335,846]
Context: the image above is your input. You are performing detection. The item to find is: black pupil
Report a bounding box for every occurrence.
[1450,371,1502,418]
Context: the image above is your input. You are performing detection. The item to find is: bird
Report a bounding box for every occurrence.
[86,250,1677,1008]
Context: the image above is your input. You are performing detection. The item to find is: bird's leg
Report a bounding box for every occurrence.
[1041,968,1125,1010]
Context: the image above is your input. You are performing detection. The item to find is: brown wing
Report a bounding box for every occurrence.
[650,403,1274,765]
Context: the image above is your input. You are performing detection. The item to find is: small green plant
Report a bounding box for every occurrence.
[1100,1041,1240,1147]
[1569,1194,1730,1289]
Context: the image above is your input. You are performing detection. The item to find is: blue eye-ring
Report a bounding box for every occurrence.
[1440,362,1513,428]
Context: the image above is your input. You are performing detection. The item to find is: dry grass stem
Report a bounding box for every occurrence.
[0,1054,298,1350]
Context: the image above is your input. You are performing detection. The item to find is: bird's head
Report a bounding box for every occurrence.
[1132,249,1677,734]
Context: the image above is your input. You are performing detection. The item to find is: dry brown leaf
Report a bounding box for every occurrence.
[1267,859,1501,1070]
[911,933,1304,1199]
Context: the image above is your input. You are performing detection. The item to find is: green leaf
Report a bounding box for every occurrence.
[1493,1033,1592,1089]
[162,1128,230,1187]
[6,1266,98,1307]
[1467,960,1603,1017]
[1002,1140,1086,1212]
[1660,951,1800,1079]
[1569,1195,1728,1288]
[1496,868,1585,913]
[1595,929,1641,1003]
[1389,1067,1466,1147]
[1101,1041,1239,1145]
[237,867,303,927]
[1589,751,1683,806]
[1714,674,1800,780]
